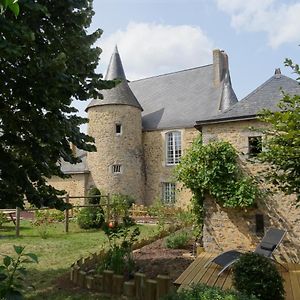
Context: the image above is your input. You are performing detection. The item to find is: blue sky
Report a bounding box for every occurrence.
[77,0,300,119]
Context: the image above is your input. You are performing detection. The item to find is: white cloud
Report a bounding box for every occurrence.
[98,22,214,80]
[216,0,300,48]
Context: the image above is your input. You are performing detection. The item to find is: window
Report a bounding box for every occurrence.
[255,214,264,235]
[162,182,176,204]
[248,136,262,157]
[112,164,122,174]
[166,131,181,165]
[116,124,122,135]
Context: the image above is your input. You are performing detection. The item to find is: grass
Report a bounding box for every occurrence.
[0,220,159,299]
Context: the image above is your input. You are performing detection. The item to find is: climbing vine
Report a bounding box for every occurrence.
[175,136,260,225]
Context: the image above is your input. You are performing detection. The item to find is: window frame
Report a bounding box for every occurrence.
[115,123,122,136]
[112,164,122,174]
[165,131,182,166]
[162,182,176,205]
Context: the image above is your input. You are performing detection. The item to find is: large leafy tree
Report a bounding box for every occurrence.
[258,59,300,203]
[0,0,113,209]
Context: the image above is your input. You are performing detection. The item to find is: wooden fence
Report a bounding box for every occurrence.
[69,227,181,299]
[0,194,162,237]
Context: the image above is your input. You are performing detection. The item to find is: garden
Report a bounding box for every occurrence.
[0,191,197,300]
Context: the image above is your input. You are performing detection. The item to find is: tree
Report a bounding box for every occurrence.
[0,0,114,209]
[0,0,19,17]
[258,60,300,203]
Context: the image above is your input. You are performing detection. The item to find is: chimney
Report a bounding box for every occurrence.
[213,49,229,86]
[274,68,281,79]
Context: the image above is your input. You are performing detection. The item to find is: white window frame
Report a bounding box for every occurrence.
[165,131,182,165]
[162,182,176,204]
[115,123,122,136]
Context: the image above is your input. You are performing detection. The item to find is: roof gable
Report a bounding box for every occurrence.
[196,74,300,125]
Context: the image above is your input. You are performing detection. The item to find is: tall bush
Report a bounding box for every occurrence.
[87,187,101,205]
[77,186,104,229]
[232,252,285,300]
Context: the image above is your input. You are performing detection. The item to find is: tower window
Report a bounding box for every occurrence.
[248,136,262,157]
[112,164,122,174]
[116,124,122,135]
[162,182,176,204]
[166,131,181,165]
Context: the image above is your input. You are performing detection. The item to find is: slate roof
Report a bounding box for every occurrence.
[60,149,89,174]
[87,47,143,111]
[196,73,300,126]
[105,45,126,80]
[129,65,225,130]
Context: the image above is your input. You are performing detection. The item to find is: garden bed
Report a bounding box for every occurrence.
[133,234,194,282]
[68,229,195,299]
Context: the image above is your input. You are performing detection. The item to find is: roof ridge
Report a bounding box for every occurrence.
[239,75,284,103]
[211,75,277,116]
[129,64,213,83]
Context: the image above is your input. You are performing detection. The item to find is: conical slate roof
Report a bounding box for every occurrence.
[86,46,143,111]
[219,71,238,111]
[105,45,126,80]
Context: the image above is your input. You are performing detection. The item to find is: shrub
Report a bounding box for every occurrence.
[232,252,285,300]
[87,186,101,205]
[32,210,54,239]
[165,231,190,249]
[77,207,104,229]
[111,193,135,221]
[163,283,258,300]
[98,216,140,277]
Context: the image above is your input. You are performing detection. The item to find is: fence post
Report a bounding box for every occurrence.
[15,207,20,237]
[65,194,69,233]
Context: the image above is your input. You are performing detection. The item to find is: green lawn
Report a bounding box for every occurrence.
[0,220,159,299]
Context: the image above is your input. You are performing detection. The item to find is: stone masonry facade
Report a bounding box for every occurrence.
[87,104,145,203]
[201,119,300,262]
[48,126,198,207]
[142,127,198,207]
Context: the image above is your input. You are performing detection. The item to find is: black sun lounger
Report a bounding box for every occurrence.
[205,228,287,276]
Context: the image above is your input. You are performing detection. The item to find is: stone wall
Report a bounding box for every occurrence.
[201,120,300,262]
[48,173,88,205]
[87,105,145,204]
[142,127,198,207]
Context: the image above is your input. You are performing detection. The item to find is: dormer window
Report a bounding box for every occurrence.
[116,124,122,135]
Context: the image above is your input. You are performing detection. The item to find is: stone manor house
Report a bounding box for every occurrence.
[49,47,300,260]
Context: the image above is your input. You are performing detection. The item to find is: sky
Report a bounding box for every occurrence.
[77,0,300,121]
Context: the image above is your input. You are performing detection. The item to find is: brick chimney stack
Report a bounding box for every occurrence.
[213,49,229,86]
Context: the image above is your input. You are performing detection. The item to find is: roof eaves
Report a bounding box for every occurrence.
[195,114,258,128]
[62,170,90,175]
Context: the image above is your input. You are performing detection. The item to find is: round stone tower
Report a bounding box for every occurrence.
[86,46,145,203]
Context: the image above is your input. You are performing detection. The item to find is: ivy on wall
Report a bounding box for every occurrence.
[175,136,260,225]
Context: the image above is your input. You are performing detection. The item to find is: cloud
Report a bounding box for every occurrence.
[216,0,300,48]
[98,22,214,80]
